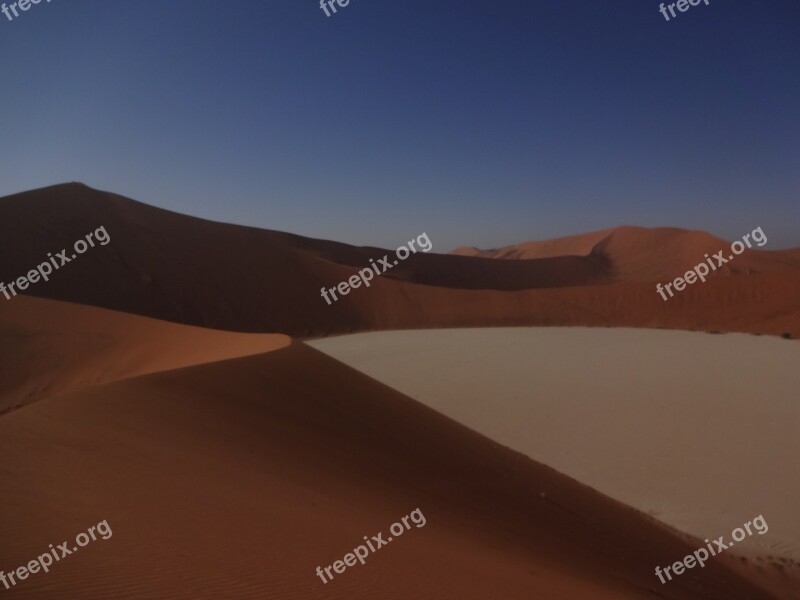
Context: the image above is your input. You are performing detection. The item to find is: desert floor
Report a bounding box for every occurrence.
[309,327,800,564]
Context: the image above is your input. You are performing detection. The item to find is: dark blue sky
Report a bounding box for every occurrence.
[1,0,798,250]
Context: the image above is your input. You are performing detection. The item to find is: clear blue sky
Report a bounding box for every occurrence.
[1,0,798,250]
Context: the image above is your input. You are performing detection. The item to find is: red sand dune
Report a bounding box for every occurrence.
[0,183,799,338]
[453,225,800,281]
[0,295,288,414]
[2,184,799,598]
[452,227,618,260]
[0,323,785,598]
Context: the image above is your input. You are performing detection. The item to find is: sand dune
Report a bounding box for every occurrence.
[453,225,800,281]
[0,295,289,413]
[452,227,618,259]
[1,183,798,598]
[1,184,798,338]
[0,341,783,599]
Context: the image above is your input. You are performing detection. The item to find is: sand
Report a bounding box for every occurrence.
[1,184,799,339]
[0,340,784,599]
[0,295,290,413]
[2,184,799,598]
[452,225,800,280]
[309,327,800,568]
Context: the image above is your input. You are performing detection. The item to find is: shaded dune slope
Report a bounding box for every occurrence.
[0,342,783,599]
[1,184,799,338]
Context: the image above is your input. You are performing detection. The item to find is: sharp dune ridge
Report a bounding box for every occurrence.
[0,295,290,414]
[1,183,799,338]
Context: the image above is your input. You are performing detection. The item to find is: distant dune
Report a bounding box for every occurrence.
[1,184,799,339]
[452,227,618,260]
[452,225,800,281]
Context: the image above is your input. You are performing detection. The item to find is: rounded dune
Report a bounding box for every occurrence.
[0,295,289,413]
